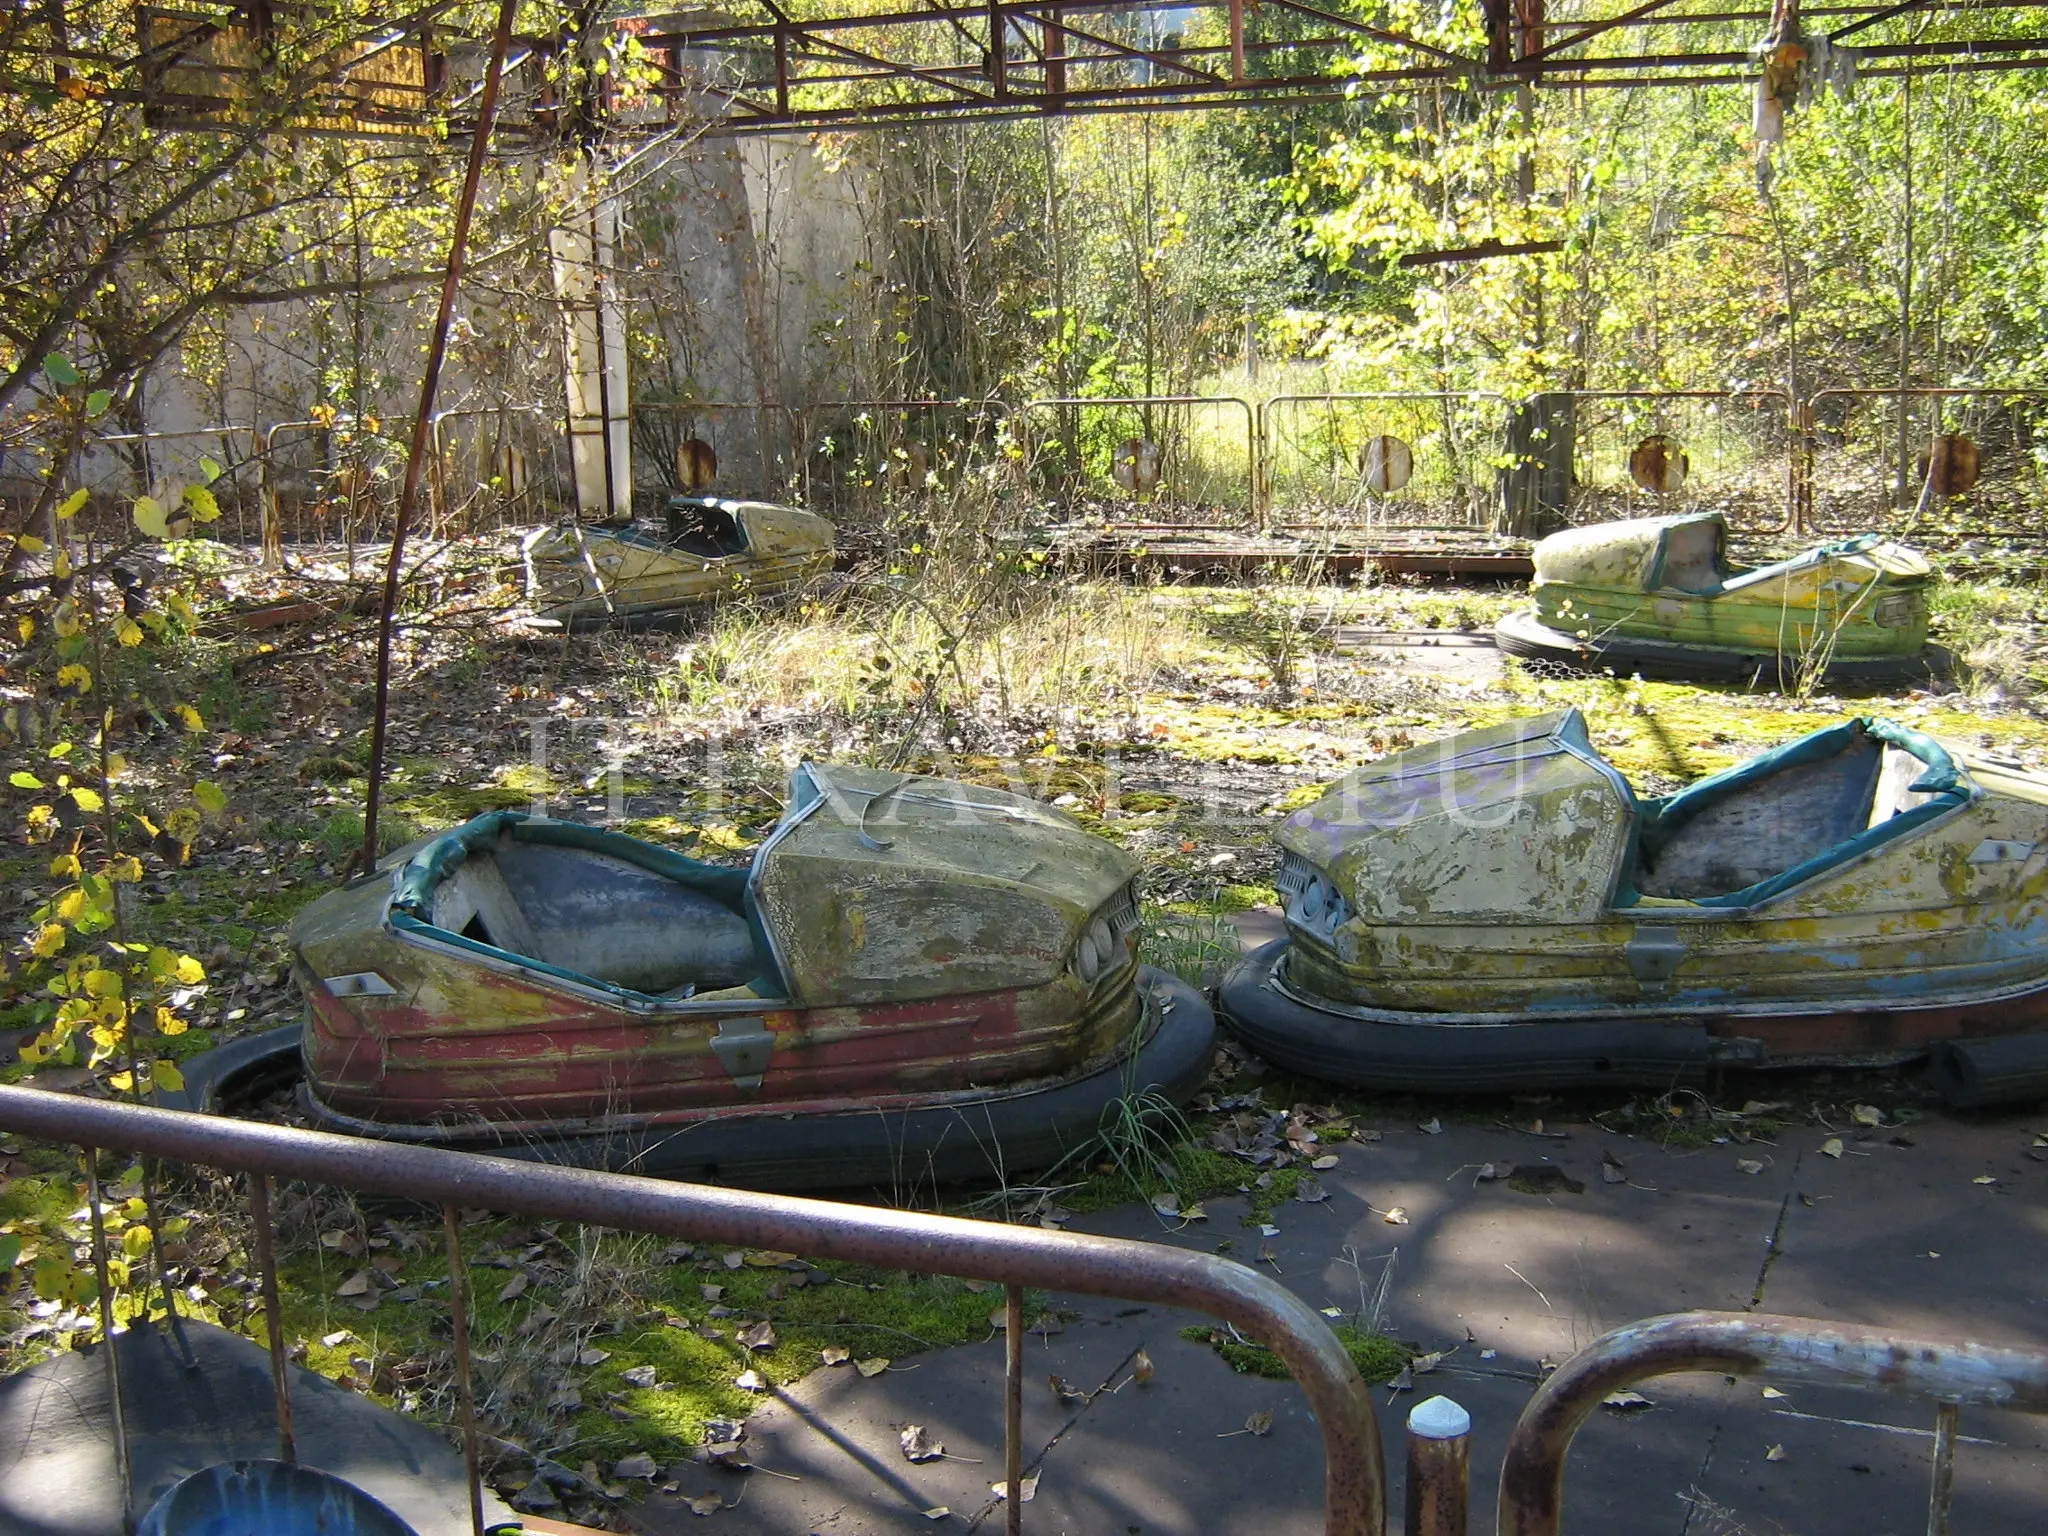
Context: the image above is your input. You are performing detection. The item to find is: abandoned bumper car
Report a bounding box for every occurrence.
[1221,707,2048,1107]
[183,764,1214,1189]
[1494,511,1935,684]
[521,493,834,630]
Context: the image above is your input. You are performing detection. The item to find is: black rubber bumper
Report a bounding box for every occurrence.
[1931,1034,2048,1110]
[1494,608,1943,688]
[1219,939,1713,1094]
[171,969,1217,1192]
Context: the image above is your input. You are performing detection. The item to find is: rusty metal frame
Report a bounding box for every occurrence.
[0,1083,1386,1535]
[1020,394,1259,530]
[1497,1310,2048,1536]
[1255,391,1508,530]
[1538,387,1796,534]
[1797,385,2048,535]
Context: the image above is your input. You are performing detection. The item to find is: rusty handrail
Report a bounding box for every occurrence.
[0,1083,1386,1536]
[1497,1310,2048,1536]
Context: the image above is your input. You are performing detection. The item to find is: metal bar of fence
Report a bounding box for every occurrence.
[1256,392,1506,529]
[1020,395,1259,530]
[1798,387,2048,535]
[1496,1310,2048,1536]
[0,1083,1387,1536]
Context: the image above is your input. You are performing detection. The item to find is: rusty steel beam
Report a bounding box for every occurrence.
[1497,1311,2048,1536]
[0,1083,1388,1536]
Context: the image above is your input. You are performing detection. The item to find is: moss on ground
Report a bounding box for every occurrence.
[1179,1322,1411,1383]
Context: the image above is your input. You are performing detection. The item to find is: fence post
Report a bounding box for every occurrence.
[1404,1394,1470,1536]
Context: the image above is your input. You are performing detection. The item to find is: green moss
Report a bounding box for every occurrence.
[1179,1322,1411,1383]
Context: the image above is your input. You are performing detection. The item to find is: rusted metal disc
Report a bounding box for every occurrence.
[676,436,718,490]
[1629,434,1689,495]
[1358,434,1414,494]
[1112,438,1162,495]
[887,441,932,490]
[1918,434,1980,498]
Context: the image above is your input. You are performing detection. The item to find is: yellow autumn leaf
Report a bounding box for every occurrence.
[56,888,86,922]
[174,955,204,984]
[16,615,34,642]
[82,968,122,999]
[155,1006,188,1036]
[15,534,45,554]
[106,1070,134,1091]
[115,618,143,648]
[106,753,128,780]
[55,488,88,520]
[56,663,92,694]
[108,855,143,882]
[52,548,71,579]
[69,786,104,812]
[48,853,80,878]
[31,924,66,958]
[151,1060,184,1093]
[132,496,169,539]
[173,704,204,732]
[122,1224,153,1258]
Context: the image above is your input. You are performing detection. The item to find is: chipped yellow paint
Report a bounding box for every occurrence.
[1278,710,2048,1016]
[1525,512,1930,662]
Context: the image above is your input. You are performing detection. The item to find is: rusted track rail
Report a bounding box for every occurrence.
[0,1083,1385,1535]
[1497,1310,2048,1536]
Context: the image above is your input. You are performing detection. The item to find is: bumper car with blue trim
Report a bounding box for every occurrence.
[1220,708,2048,1105]
[1494,512,1938,684]
[180,763,1214,1189]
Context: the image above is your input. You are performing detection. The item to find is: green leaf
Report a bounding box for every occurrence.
[43,353,80,388]
[132,496,169,539]
[151,1060,184,1093]
[199,457,222,484]
[55,488,87,520]
[0,1235,21,1271]
[9,771,44,789]
[84,389,112,418]
[70,786,104,812]
[182,484,220,523]
[192,781,227,814]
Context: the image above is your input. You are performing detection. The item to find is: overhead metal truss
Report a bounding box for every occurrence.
[637,0,2048,132]
[9,0,2048,137]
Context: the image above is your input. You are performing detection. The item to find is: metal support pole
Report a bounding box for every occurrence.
[248,1174,296,1464]
[84,1150,131,1536]
[441,1205,487,1536]
[1926,1401,1959,1536]
[1005,1282,1024,1535]
[1405,1395,1471,1536]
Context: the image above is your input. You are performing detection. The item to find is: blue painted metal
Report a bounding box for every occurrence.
[136,1460,421,1536]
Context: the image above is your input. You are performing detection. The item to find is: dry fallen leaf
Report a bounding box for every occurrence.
[1246,1409,1273,1436]
[1820,1138,1845,1159]
[1852,1104,1883,1127]
[1761,1386,1787,1399]
[686,1492,723,1516]
[613,1452,658,1480]
[733,1369,765,1392]
[1419,1118,1443,1135]
[1312,1153,1340,1170]
[989,1472,1039,1502]
[960,1278,987,1292]
[1973,1175,1998,1185]
[701,1284,724,1302]
[1736,1159,1765,1176]
[577,1346,611,1367]
[621,1364,658,1388]
[738,1320,777,1351]
[855,1357,890,1377]
[900,1424,945,1463]
[1383,1206,1410,1225]
[1181,1202,1208,1222]
[498,1271,529,1302]
[335,1270,371,1297]
[921,1508,950,1521]
[1765,1444,1787,1462]
[320,1330,352,1348]
[1132,1349,1155,1386]
[1295,1177,1328,1204]
[821,1345,851,1366]
[721,1251,746,1270]
[1601,1154,1627,1185]
[1049,1373,1085,1405]
[1151,1192,1182,1218]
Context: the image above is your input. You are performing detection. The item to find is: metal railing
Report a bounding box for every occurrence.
[1018,395,1259,529]
[0,1082,1386,1536]
[1495,1310,2048,1536]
